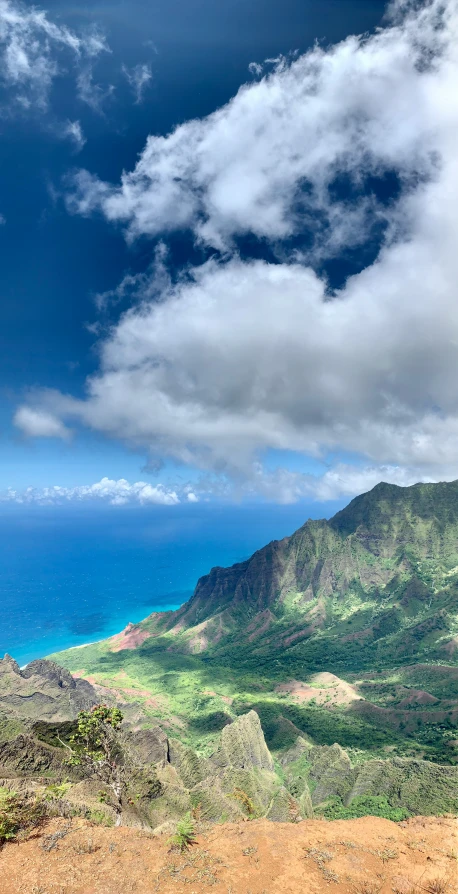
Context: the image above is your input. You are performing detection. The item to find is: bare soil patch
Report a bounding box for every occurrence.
[276,673,363,706]
[109,625,152,652]
[1,814,456,894]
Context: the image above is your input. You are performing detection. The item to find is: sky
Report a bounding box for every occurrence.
[1,0,458,510]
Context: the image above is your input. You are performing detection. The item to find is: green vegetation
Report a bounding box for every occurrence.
[44,780,72,801]
[47,481,458,818]
[0,787,46,846]
[32,720,77,749]
[88,808,114,827]
[169,812,197,850]
[320,795,409,822]
[62,705,124,820]
[50,630,458,767]
[66,706,124,766]
[0,717,24,744]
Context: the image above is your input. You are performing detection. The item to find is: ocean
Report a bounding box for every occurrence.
[0,500,345,665]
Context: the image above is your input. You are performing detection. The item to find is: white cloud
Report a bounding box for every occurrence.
[0,465,446,509]
[17,0,458,500]
[14,406,71,440]
[62,119,86,151]
[67,0,454,253]
[222,463,438,504]
[0,0,109,113]
[248,61,263,77]
[76,64,114,113]
[94,241,170,311]
[1,477,180,506]
[122,62,152,104]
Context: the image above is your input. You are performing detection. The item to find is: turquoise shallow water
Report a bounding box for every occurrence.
[0,500,345,665]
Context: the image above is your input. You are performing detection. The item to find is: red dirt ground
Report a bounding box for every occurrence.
[1,814,456,894]
[109,625,152,652]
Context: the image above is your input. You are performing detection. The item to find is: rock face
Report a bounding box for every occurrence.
[0,655,98,728]
[127,728,169,767]
[281,737,458,816]
[346,757,458,816]
[0,734,67,778]
[213,711,275,772]
[307,743,354,806]
[164,713,291,825]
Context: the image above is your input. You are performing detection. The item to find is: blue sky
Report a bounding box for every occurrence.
[1,0,458,509]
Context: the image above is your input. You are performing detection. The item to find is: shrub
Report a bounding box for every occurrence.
[44,780,72,801]
[0,787,47,845]
[88,808,114,827]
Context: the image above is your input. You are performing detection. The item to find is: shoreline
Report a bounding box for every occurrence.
[19,637,106,669]
[63,637,105,651]
[10,601,183,670]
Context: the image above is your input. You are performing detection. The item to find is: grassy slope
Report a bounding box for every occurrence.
[50,481,458,766]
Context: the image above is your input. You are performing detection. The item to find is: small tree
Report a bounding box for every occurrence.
[60,705,125,824]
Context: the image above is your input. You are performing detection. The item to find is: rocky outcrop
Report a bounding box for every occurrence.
[307,743,354,806]
[0,655,98,728]
[211,711,275,772]
[281,734,458,816]
[2,696,458,828]
[346,757,458,816]
[169,739,209,788]
[127,727,169,767]
[166,714,290,826]
[0,734,69,778]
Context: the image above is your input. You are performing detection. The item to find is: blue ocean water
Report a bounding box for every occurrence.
[0,500,345,665]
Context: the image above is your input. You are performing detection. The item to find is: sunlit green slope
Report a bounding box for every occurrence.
[51,481,458,766]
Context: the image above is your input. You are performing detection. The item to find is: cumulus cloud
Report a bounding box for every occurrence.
[122,62,152,104]
[0,0,109,113]
[1,477,180,506]
[67,0,453,253]
[16,0,458,500]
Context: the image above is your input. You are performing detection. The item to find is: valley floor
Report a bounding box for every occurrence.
[1,814,456,894]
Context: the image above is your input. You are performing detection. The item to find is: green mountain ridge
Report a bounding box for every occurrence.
[1,479,458,825]
[45,479,458,782]
[130,479,458,673]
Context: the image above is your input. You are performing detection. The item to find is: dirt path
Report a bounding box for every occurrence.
[1,815,456,894]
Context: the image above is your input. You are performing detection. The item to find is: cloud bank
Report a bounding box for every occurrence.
[14,0,458,501]
[0,464,440,508]
[1,477,183,506]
